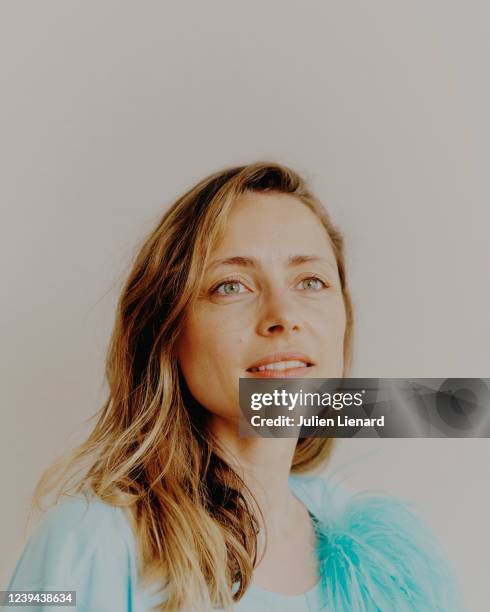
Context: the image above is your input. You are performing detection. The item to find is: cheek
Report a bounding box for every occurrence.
[311,295,346,336]
[176,313,245,414]
[178,320,216,380]
[311,298,347,368]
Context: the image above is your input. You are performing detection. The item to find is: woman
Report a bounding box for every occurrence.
[7,162,462,611]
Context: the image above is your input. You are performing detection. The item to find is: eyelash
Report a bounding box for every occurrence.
[211,276,329,296]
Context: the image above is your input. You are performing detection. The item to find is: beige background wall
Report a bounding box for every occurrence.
[1,2,489,610]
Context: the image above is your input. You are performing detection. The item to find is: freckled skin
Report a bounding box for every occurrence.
[176,192,346,422]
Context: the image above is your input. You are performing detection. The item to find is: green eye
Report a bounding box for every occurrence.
[300,277,326,291]
[215,280,245,295]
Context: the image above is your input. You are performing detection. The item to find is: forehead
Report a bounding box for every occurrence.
[213,191,334,259]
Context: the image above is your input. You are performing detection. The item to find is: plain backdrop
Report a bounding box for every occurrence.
[1,2,489,610]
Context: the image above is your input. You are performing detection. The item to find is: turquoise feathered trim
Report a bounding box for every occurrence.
[314,492,463,611]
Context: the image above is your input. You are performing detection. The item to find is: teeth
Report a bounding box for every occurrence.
[250,360,308,372]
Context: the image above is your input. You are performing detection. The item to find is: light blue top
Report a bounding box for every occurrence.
[7,474,463,611]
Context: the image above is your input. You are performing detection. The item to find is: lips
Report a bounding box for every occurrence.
[245,351,314,375]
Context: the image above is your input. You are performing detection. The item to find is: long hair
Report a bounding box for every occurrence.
[31,162,354,611]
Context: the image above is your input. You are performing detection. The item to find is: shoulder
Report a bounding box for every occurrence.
[290,473,464,611]
[37,494,133,543]
[8,495,138,611]
[17,494,135,569]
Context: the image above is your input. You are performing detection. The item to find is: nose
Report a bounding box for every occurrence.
[256,287,301,337]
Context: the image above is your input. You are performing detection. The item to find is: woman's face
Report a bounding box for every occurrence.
[176,192,347,420]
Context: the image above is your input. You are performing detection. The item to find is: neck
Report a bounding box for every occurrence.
[209,416,304,534]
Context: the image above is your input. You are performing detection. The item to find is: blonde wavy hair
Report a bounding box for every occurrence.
[32,162,354,611]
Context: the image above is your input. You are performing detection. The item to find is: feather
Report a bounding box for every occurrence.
[313,492,464,611]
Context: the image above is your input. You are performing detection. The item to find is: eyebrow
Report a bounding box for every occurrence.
[207,254,337,272]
